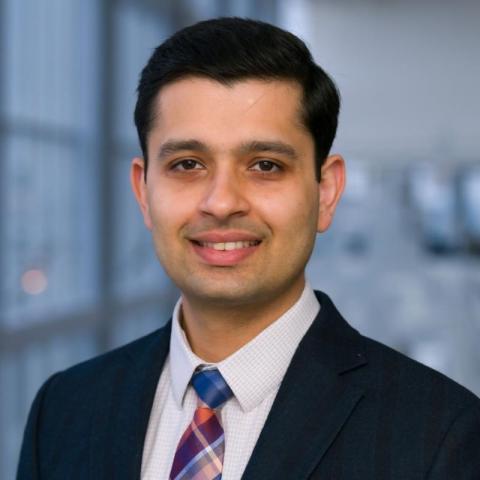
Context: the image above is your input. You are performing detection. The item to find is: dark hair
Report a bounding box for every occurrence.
[134,17,340,181]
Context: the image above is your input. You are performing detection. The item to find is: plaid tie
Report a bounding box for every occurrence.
[169,368,233,480]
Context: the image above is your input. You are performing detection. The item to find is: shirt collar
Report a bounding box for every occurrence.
[169,282,320,412]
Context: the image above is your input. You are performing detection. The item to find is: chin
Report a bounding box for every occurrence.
[180,279,268,307]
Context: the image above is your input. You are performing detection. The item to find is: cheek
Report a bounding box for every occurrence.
[148,185,196,225]
[254,180,319,217]
[254,181,318,231]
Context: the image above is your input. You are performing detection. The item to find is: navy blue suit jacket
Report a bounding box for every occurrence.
[17,291,480,479]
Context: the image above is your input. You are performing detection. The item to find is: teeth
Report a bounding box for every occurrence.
[199,241,259,250]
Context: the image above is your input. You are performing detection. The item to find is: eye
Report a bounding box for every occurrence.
[171,159,204,171]
[250,160,281,172]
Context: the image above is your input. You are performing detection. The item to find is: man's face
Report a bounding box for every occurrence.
[131,77,343,308]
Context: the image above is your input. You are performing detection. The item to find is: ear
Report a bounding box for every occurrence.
[317,154,346,233]
[130,157,152,230]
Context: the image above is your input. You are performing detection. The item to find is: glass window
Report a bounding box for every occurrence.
[113,3,170,147]
[109,301,175,349]
[3,0,100,134]
[3,136,99,327]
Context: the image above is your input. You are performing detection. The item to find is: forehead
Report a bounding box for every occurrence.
[148,77,311,151]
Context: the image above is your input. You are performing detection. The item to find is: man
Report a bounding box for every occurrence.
[18,17,480,480]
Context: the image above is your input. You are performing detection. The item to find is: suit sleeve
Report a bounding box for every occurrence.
[426,402,480,479]
[16,373,61,480]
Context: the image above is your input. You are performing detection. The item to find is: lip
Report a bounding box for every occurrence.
[189,230,262,243]
[189,237,261,266]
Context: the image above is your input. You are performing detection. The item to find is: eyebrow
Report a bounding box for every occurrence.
[237,140,298,160]
[156,139,209,160]
[156,138,298,161]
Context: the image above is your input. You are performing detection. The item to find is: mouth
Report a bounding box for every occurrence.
[189,238,262,266]
[192,240,261,251]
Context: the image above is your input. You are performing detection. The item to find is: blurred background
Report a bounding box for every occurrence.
[1,0,479,477]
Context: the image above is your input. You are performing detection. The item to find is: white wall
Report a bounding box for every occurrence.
[279,0,480,164]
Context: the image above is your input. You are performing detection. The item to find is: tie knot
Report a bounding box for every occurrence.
[191,367,233,409]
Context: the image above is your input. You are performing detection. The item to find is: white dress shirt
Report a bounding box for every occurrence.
[141,283,320,480]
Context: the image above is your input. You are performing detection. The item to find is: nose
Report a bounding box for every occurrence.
[198,168,250,220]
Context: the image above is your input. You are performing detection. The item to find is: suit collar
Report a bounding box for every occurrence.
[242,290,368,480]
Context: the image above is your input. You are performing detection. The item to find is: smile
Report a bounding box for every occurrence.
[190,238,262,266]
[195,240,261,251]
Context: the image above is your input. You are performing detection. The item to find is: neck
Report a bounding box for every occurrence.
[180,278,306,363]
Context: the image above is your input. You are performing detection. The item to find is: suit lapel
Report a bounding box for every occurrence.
[86,292,366,479]
[89,322,172,480]
[242,292,367,480]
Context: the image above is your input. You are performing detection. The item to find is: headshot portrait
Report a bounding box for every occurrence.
[9,9,480,480]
